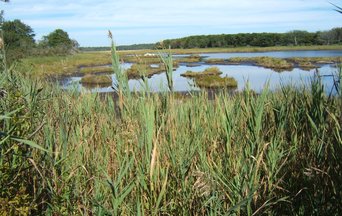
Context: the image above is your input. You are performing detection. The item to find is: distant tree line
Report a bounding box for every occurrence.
[158,28,342,49]
[80,43,155,52]
[117,43,155,50]
[80,46,110,51]
[1,19,79,63]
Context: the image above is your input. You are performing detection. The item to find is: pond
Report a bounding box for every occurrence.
[60,50,341,95]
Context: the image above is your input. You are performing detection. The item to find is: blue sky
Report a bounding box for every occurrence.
[2,0,341,46]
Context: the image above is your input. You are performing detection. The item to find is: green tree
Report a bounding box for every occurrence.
[2,19,35,62]
[40,29,79,55]
[42,29,73,48]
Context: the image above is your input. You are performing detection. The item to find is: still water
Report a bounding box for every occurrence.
[61,50,341,94]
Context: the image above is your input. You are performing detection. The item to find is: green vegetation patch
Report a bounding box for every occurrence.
[2,64,342,215]
[181,67,222,77]
[79,74,112,85]
[123,55,162,64]
[204,58,229,64]
[229,56,294,71]
[18,52,112,76]
[195,75,238,88]
[177,54,202,63]
[180,67,237,88]
[126,62,178,79]
[287,57,342,70]
[126,63,164,79]
[79,66,113,74]
[288,57,341,64]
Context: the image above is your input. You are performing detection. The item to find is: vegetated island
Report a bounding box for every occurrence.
[80,74,112,85]
[181,67,238,88]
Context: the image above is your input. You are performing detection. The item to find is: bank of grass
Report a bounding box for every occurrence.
[177,54,202,63]
[79,74,112,85]
[18,51,112,77]
[230,56,294,71]
[194,75,238,88]
[181,67,237,88]
[181,66,222,77]
[79,66,113,74]
[126,61,179,79]
[287,56,341,65]
[204,58,230,64]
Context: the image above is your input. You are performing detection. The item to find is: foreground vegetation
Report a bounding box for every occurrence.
[1,41,342,215]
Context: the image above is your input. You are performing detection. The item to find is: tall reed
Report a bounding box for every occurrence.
[1,42,341,215]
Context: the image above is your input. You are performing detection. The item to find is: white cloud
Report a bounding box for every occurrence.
[2,0,341,46]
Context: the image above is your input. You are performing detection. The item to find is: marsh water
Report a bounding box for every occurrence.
[61,50,341,94]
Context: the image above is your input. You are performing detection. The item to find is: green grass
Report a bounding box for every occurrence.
[126,63,164,79]
[194,75,238,88]
[2,42,342,215]
[79,66,113,74]
[287,56,341,64]
[79,74,112,84]
[177,54,202,63]
[180,67,236,88]
[204,58,229,64]
[181,66,222,77]
[230,56,294,71]
[17,51,112,77]
[1,61,342,215]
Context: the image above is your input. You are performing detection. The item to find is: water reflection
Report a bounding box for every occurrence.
[60,51,341,94]
[61,63,338,95]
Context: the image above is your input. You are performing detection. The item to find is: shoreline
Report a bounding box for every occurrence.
[117,45,342,55]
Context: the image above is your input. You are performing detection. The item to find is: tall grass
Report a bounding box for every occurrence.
[1,41,341,215]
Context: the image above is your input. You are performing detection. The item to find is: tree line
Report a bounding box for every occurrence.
[158,28,342,49]
[1,19,78,63]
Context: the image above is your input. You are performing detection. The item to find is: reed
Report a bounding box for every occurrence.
[1,42,341,215]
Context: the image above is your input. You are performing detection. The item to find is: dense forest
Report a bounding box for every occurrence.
[80,28,342,51]
[158,28,342,49]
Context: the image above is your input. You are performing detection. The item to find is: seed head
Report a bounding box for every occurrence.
[108,30,113,39]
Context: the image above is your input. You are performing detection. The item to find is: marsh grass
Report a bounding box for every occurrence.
[181,66,222,77]
[204,58,229,64]
[230,56,294,71]
[126,63,164,79]
[194,75,238,88]
[80,74,112,84]
[1,41,342,215]
[79,65,113,74]
[180,67,236,88]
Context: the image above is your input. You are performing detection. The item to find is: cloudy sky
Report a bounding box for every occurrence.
[2,0,341,46]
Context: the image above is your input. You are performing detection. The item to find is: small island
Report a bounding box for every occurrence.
[181,67,237,88]
[79,74,112,85]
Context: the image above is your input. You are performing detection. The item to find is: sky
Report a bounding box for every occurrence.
[1,0,341,46]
